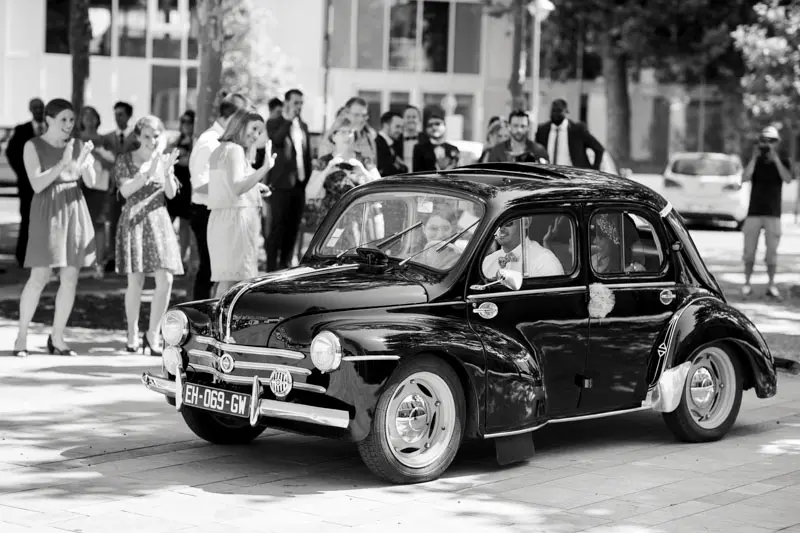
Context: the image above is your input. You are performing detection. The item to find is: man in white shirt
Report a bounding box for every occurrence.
[534,99,604,170]
[187,92,249,299]
[482,218,564,280]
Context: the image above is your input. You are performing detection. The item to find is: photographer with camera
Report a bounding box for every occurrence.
[741,126,794,299]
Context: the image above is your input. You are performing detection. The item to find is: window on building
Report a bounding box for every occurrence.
[389,92,410,115]
[152,0,182,59]
[358,90,383,131]
[389,0,418,70]
[186,67,198,111]
[118,0,147,57]
[188,0,199,59]
[421,1,449,73]
[453,2,481,74]
[45,0,112,56]
[357,0,385,69]
[455,93,474,142]
[329,0,353,68]
[151,65,181,129]
[589,211,665,275]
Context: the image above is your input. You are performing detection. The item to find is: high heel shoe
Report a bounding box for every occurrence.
[126,333,143,353]
[47,335,77,356]
[143,332,163,357]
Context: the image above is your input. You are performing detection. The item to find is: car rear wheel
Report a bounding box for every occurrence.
[357,357,465,484]
[181,406,266,444]
[663,344,743,442]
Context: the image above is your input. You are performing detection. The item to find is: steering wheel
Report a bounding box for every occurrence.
[356,247,389,266]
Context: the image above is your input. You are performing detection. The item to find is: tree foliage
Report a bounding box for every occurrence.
[732,0,800,129]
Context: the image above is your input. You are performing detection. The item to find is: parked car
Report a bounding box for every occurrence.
[142,161,776,484]
[660,152,747,229]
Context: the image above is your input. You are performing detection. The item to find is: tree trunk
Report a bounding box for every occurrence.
[69,0,91,116]
[195,0,225,133]
[602,35,630,163]
[507,0,526,111]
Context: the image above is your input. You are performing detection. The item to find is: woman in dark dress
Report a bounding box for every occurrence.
[13,98,97,357]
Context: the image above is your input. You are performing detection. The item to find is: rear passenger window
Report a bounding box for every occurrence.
[589,210,664,275]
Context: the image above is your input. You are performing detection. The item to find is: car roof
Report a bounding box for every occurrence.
[375,162,669,213]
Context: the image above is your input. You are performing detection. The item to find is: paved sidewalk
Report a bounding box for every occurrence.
[2,318,800,532]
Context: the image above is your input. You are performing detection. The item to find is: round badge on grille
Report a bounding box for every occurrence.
[269,369,293,398]
[219,353,235,374]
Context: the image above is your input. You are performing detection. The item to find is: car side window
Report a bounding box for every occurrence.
[589,210,665,275]
[481,213,576,281]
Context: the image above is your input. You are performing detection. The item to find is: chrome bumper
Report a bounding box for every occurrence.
[141,372,350,429]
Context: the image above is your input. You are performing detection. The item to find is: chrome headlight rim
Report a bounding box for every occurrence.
[162,345,183,375]
[310,330,343,373]
[160,310,189,347]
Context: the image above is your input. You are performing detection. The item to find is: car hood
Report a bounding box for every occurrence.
[216,264,428,340]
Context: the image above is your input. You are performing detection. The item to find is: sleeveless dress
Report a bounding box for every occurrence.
[207,144,263,282]
[114,153,184,275]
[25,137,96,268]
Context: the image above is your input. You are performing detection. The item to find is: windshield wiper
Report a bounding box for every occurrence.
[335,221,423,259]
[398,219,480,267]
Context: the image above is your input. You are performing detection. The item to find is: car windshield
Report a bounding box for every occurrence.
[317,190,485,271]
[671,156,740,176]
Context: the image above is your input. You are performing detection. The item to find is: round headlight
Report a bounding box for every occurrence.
[160,310,189,347]
[162,346,182,375]
[310,331,342,373]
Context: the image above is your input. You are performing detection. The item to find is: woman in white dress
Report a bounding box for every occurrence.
[207,108,275,297]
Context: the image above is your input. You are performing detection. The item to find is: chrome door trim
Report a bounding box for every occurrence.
[468,285,586,301]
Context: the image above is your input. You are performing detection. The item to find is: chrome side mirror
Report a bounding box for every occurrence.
[470,268,523,291]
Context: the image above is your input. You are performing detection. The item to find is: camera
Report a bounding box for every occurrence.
[758,144,771,156]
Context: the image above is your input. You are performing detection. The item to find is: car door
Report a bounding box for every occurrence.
[578,204,679,414]
[466,205,589,434]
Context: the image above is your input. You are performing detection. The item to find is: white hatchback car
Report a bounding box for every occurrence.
[661,152,748,229]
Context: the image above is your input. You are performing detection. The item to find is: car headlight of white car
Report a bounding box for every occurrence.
[310,331,343,373]
[160,310,189,347]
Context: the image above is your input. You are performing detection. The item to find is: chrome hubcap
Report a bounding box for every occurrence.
[686,347,735,429]
[386,372,456,469]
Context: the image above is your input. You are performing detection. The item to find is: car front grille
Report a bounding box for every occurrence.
[186,336,326,394]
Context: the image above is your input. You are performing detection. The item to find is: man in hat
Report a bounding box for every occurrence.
[741,125,794,299]
[413,105,460,173]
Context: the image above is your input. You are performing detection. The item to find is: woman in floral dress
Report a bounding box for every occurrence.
[13,98,97,357]
[115,115,183,355]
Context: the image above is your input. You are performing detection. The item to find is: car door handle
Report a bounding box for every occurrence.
[659,289,676,305]
[472,301,499,319]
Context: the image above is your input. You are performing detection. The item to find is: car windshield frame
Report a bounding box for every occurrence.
[311,187,488,272]
[670,155,740,177]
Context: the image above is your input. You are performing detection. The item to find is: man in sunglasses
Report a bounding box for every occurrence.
[741,125,794,299]
[413,106,460,172]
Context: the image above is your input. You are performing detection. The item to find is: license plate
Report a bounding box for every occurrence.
[183,382,250,418]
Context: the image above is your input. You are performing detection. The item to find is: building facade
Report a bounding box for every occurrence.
[0,0,700,166]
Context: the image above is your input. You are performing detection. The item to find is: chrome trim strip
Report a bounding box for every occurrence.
[141,372,347,429]
[483,405,651,439]
[186,363,323,392]
[223,265,358,343]
[601,281,676,290]
[468,286,585,301]
[188,359,311,376]
[483,422,548,439]
[342,355,401,362]
[194,336,304,360]
[660,202,673,217]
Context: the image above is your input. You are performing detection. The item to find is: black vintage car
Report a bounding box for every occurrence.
[143,162,776,484]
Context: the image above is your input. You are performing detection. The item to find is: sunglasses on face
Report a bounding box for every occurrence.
[427,121,444,128]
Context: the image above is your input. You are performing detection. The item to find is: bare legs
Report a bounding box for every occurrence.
[149,269,174,343]
[15,266,79,352]
[214,280,235,299]
[15,267,51,351]
[125,273,145,347]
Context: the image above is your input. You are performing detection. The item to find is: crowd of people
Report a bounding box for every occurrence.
[1,89,617,358]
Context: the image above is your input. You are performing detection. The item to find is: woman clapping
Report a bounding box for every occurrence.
[115,115,184,355]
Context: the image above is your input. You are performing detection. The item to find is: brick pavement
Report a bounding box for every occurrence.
[1,318,800,532]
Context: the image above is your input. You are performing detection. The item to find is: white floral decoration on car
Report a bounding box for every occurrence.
[588,283,615,318]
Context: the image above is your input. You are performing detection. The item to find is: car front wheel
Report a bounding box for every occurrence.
[357,357,465,484]
[663,344,743,442]
[181,406,267,445]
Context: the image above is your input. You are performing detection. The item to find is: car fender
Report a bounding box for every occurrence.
[271,308,486,441]
[649,295,776,400]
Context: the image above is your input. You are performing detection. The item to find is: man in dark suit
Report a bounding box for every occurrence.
[412,106,460,173]
[534,99,604,170]
[395,105,425,172]
[265,88,312,271]
[486,110,549,164]
[102,101,136,272]
[6,98,45,267]
[375,111,407,176]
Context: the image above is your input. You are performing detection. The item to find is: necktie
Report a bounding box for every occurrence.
[497,252,518,269]
[119,133,124,150]
[553,127,560,165]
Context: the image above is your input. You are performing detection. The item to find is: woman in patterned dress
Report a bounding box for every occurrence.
[303,116,381,236]
[13,98,97,357]
[207,108,274,297]
[115,115,184,355]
